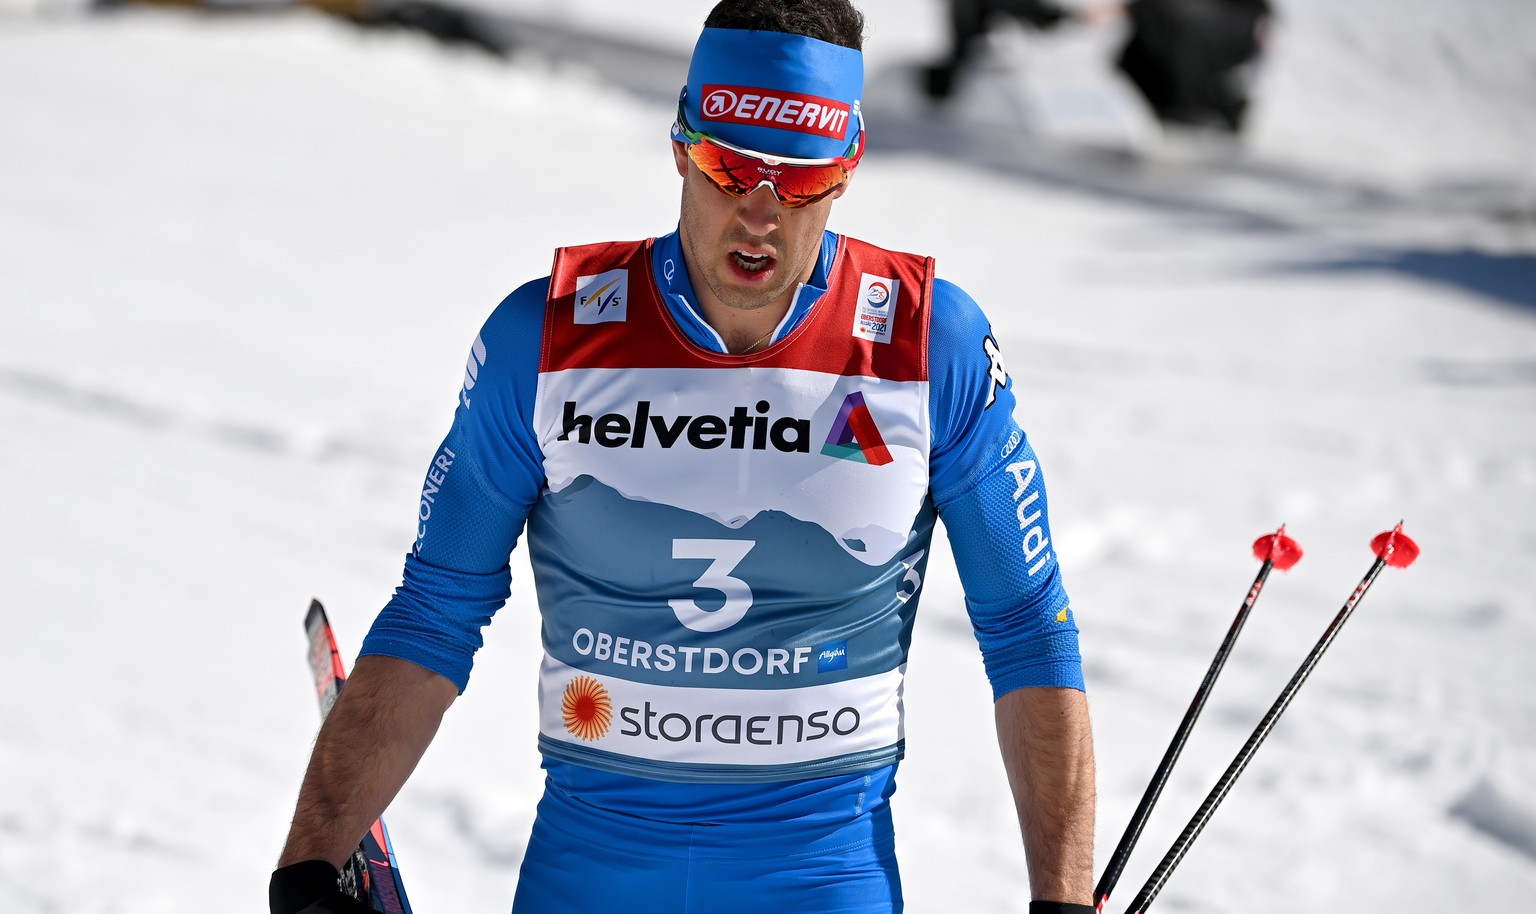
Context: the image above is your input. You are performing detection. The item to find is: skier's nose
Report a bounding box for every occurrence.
[735,184,783,236]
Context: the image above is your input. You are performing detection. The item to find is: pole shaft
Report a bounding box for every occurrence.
[1092,560,1274,910]
[1126,555,1389,914]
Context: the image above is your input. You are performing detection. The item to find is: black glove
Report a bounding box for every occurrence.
[270,860,382,914]
[1029,903,1097,914]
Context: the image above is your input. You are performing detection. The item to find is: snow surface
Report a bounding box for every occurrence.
[1,3,1534,913]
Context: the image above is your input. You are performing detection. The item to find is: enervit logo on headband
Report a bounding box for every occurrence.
[686,27,864,160]
[700,84,852,140]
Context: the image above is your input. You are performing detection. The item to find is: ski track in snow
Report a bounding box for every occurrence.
[1,4,1534,913]
[0,363,424,467]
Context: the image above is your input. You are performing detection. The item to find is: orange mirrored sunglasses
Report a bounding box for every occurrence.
[675,99,865,208]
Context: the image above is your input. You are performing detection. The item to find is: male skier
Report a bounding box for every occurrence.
[270,2,1096,912]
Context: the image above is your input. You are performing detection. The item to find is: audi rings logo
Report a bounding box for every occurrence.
[703,90,738,119]
[865,281,890,308]
[562,675,613,742]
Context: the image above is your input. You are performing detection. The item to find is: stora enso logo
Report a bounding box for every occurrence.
[562,675,613,741]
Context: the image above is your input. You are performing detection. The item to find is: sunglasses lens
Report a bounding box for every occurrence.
[686,142,850,208]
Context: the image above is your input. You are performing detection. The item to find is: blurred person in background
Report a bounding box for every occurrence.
[1115,0,1271,132]
[923,0,1124,101]
[269,1,1095,913]
[924,0,1270,137]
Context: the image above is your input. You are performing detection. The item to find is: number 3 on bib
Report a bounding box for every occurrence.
[896,548,926,604]
[669,539,756,632]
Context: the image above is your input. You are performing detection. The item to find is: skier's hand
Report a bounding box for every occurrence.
[269,861,382,914]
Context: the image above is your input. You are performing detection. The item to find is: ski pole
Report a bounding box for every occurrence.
[1122,524,1420,914]
[1092,526,1302,912]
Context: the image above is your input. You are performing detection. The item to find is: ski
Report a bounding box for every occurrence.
[304,599,416,914]
[1121,524,1420,913]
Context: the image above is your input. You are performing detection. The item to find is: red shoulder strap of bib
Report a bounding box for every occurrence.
[543,239,657,373]
[542,235,933,381]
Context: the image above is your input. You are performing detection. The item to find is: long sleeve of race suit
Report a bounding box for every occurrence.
[927,278,1083,700]
[358,279,551,692]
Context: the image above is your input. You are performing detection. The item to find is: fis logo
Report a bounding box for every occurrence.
[575,269,628,325]
[821,391,892,466]
[561,675,613,742]
[817,641,849,673]
[853,273,898,344]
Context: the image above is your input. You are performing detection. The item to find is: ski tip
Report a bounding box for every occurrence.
[1253,525,1303,571]
[1371,523,1420,568]
[305,598,327,630]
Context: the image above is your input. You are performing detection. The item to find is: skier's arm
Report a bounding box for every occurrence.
[278,281,547,867]
[277,655,458,868]
[995,686,1096,904]
[359,280,548,691]
[927,278,1094,902]
[938,430,1095,901]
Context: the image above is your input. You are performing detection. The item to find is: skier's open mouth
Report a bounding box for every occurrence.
[730,250,774,275]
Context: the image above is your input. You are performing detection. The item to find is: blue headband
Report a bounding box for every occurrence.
[678,27,864,160]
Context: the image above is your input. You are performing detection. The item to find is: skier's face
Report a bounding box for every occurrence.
[673,139,846,320]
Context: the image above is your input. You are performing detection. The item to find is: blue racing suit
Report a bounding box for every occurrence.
[359,229,1083,913]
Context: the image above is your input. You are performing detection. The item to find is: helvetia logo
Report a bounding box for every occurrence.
[561,675,613,741]
[821,391,893,466]
[559,400,811,453]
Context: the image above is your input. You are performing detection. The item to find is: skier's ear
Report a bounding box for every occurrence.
[671,140,690,178]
